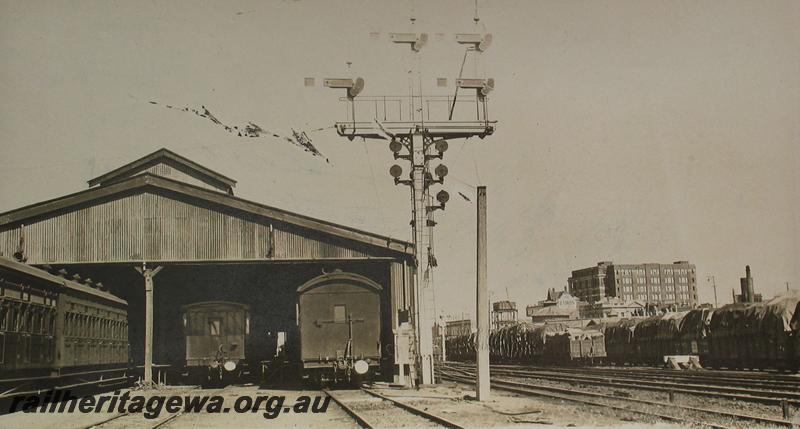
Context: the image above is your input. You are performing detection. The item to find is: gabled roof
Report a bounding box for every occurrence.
[0,173,413,256]
[87,148,237,193]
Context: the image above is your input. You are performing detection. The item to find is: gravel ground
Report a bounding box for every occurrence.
[368,381,686,429]
[3,380,790,428]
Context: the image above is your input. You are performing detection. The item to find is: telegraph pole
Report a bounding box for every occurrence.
[707,275,718,308]
[476,186,489,400]
[322,32,495,386]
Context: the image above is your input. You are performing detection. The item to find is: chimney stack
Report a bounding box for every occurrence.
[740,265,754,303]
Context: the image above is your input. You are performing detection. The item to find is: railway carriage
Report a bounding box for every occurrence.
[296,272,382,384]
[0,256,130,391]
[181,301,250,385]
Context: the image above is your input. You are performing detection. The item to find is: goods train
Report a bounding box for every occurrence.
[181,301,250,385]
[0,256,130,394]
[296,273,383,384]
[447,290,800,372]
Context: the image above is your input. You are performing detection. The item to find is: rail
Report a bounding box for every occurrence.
[439,365,795,428]
[324,387,465,429]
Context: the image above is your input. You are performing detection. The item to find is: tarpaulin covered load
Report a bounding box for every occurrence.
[755,291,799,365]
[707,291,799,370]
[677,308,714,355]
[634,311,690,364]
[791,298,800,367]
[709,303,748,337]
[760,290,800,334]
[791,298,800,332]
[678,308,713,339]
[602,318,641,364]
[654,311,690,340]
[445,332,476,362]
[491,321,551,361]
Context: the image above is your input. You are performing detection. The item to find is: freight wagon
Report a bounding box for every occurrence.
[296,272,383,384]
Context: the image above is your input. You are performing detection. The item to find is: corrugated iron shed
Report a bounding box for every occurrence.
[0,170,413,265]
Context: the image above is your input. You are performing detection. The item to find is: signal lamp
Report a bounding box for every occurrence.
[436,190,450,204]
[389,140,403,153]
[389,165,403,178]
[434,140,448,153]
[435,164,449,178]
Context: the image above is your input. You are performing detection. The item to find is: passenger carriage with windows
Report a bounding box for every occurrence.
[0,256,130,397]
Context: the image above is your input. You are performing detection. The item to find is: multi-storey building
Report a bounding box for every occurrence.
[568,261,698,307]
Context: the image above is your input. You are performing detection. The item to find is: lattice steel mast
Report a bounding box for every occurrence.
[323,29,495,386]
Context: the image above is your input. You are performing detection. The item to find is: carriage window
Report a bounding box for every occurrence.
[208,318,222,336]
[334,305,346,323]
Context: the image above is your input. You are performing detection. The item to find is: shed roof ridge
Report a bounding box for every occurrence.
[86,148,237,189]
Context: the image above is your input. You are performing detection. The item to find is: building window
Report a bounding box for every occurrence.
[651,277,660,284]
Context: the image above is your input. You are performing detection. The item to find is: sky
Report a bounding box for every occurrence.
[0,0,798,319]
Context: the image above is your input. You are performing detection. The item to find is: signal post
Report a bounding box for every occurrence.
[323,32,495,386]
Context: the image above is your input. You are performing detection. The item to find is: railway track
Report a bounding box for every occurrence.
[445,361,800,406]
[488,363,800,390]
[438,366,795,429]
[324,388,465,429]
